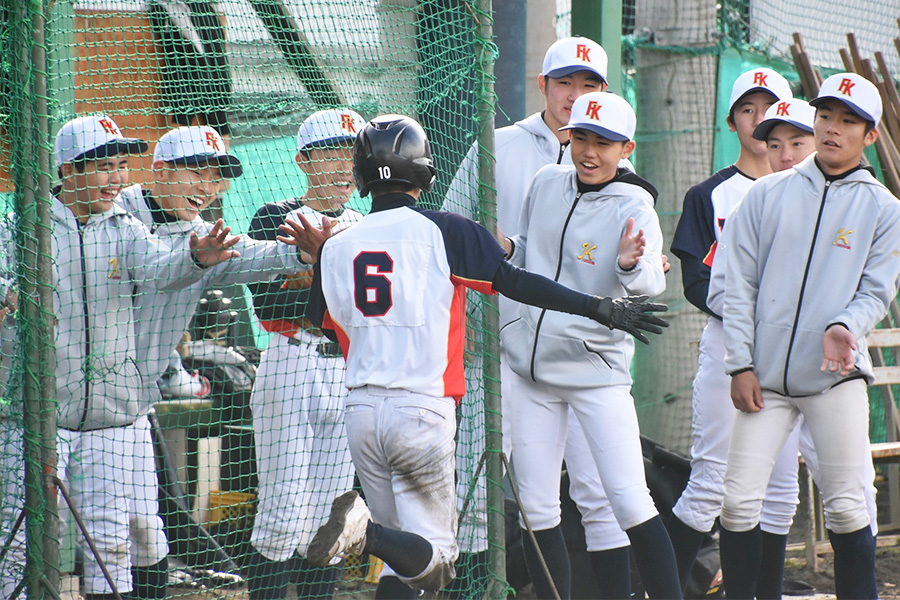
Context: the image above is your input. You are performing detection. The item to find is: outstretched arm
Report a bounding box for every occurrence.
[189,219,241,267]
[491,260,668,344]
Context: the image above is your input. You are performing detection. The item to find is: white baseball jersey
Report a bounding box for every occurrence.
[309,194,506,401]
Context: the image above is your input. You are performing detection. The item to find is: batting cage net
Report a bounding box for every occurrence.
[1,1,501,598]
[1,0,900,598]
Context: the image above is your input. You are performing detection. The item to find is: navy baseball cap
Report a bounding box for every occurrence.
[753,98,815,141]
[541,36,608,83]
[560,91,635,142]
[153,126,243,178]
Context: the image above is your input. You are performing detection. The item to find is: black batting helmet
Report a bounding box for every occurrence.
[353,114,436,197]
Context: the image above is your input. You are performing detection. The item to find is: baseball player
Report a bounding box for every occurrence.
[497,92,680,599]
[285,114,667,600]
[444,36,636,598]
[706,97,881,593]
[0,114,243,599]
[242,108,365,600]
[115,124,309,598]
[666,68,809,596]
[718,73,895,599]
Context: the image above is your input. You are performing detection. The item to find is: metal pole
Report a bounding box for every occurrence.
[12,0,47,596]
[32,1,60,595]
[472,2,505,598]
[572,0,623,94]
[492,0,527,127]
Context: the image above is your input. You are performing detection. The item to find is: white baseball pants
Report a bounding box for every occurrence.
[509,374,659,533]
[674,319,804,535]
[250,333,354,562]
[722,380,872,535]
[344,386,459,588]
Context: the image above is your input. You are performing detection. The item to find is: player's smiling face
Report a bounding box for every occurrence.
[153,162,223,221]
[766,123,815,172]
[729,91,778,157]
[296,143,355,213]
[814,98,878,175]
[569,128,634,185]
[540,71,606,136]
[61,156,131,222]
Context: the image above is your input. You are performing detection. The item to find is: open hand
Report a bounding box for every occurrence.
[821,324,856,376]
[190,219,241,267]
[278,214,334,264]
[591,294,668,344]
[618,218,645,270]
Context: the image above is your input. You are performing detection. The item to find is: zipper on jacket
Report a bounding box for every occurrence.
[556,140,570,165]
[782,180,831,396]
[530,191,582,381]
[77,225,91,431]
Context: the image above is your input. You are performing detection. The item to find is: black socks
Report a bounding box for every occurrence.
[245,549,290,600]
[522,525,571,600]
[756,531,787,599]
[363,521,433,578]
[625,515,683,599]
[128,557,168,600]
[665,515,707,593]
[829,526,877,599]
[588,546,631,599]
[719,525,762,600]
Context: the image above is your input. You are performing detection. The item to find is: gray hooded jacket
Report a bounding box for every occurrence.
[723,153,900,396]
[502,165,665,388]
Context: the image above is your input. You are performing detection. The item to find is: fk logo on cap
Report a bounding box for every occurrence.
[753,71,768,87]
[838,78,855,96]
[776,101,790,116]
[98,118,120,136]
[341,114,357,133]
[205,132,221,151]
[585,101,602,120]
[576,44,591,62]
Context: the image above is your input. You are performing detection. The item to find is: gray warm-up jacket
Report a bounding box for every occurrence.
[0,197,210,429]
[723,154,900,396]
[118,184,303,397]
[502,165,666,388]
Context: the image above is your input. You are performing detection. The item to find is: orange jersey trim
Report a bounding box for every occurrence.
[259,319,301,337]
[451,273,496,295]
[443,283,467,404]
[702,241,717,268]
[322,310,350,360]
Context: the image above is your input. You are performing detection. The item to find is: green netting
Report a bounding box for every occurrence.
[1,1,502,598]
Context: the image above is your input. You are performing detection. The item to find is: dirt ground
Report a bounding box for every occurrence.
[159,534,900,599]
[781,534,900,599]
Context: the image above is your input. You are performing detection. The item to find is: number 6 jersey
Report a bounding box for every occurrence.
[307,193,507,401]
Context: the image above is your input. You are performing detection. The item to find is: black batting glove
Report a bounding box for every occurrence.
[588,294,669,344]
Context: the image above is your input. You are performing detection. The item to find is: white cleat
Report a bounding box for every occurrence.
[307,490,371,567]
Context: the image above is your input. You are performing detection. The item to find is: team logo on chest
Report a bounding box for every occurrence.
[833,228,853,250]
[108,257,121,279]
[577,242,597,265]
